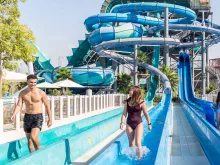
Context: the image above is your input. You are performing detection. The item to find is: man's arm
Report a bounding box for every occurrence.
[42,91,52,127]
[11,93,23,121]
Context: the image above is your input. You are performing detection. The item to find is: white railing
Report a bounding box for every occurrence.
[1,94,128,133]
[205,93,217,102]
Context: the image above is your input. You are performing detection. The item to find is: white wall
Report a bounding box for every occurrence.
[118,64,131,75]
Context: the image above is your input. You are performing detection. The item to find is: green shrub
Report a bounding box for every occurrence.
[49,89,61,96]
[154,95,162,103]
[140,87,146,99]
[206,82,216,94]
[63,89,72,96]
[172,96,179,102]
[117,73,132,94]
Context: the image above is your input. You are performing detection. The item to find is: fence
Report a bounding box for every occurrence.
[1,94,128,133]
[205,94,217,102]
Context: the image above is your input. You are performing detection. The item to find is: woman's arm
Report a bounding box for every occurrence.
[120,103,127,129]
[142,102,152,130]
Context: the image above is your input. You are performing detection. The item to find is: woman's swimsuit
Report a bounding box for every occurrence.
[126,100,144,130]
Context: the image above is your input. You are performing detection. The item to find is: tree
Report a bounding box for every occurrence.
[0,0,37,98]
[137,50,151,64]
[137,50,152,74]
[161,65,179,96]
[206,82,217,94]
[2,80,9,96]
[56,68,73,82]
[117,73,132,94]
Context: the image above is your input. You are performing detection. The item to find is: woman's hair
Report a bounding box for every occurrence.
[217,91,220,106]
[123,86,134,104]
[130,86,142,105]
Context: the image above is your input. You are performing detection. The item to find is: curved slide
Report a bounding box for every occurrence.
[85,2,196,106]
[35,2,220,89]
[33,40,115,87]
[70,66,114,86]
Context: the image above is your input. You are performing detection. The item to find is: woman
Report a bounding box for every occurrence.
[120,86,152,158]
[123,86,134,104]
[216,91,220,129]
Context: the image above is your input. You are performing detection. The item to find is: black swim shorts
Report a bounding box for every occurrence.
[23,113,43,133]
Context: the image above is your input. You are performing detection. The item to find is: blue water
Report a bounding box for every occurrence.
[0,108,123,165]
[90,104,169,165]
[113,109,167,164]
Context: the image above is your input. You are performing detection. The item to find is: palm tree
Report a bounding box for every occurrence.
[137,50,152,74]
[160,65,179,96]
[117,73,132,94]
[56,68,73,82]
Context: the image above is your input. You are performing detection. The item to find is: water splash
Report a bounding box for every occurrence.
[122,146,150,160]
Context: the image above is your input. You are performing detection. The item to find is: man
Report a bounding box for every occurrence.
[11,74,52,152]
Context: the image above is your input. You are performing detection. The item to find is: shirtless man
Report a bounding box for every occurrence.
[11,74,52,152]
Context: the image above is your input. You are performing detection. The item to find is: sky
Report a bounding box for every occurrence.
[19,0,220,67]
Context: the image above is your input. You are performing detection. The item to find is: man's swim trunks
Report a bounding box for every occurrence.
[23,113,43,133]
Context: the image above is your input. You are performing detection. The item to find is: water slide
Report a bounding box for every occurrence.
[30,33,115,87]
[88,65,172,165]
[178,51,220,164]
[85,2,220,106]
[32,44,54,83]
[178,51,217,126]
[7,43,114,98]
[34,2,220,89]
[83,2,220,164]
[3,2,179,164]
[5,1,220,164]
[84,2,196,107]
[79,2,185,164]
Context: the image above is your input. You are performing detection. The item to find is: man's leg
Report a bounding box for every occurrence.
[30,128,41,150]
[25,133,35,152]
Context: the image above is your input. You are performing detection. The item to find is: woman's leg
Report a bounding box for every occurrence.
[216,113,219,128]
[135,122,144,158]
[217,114,220,129]
[126,124,135,147]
